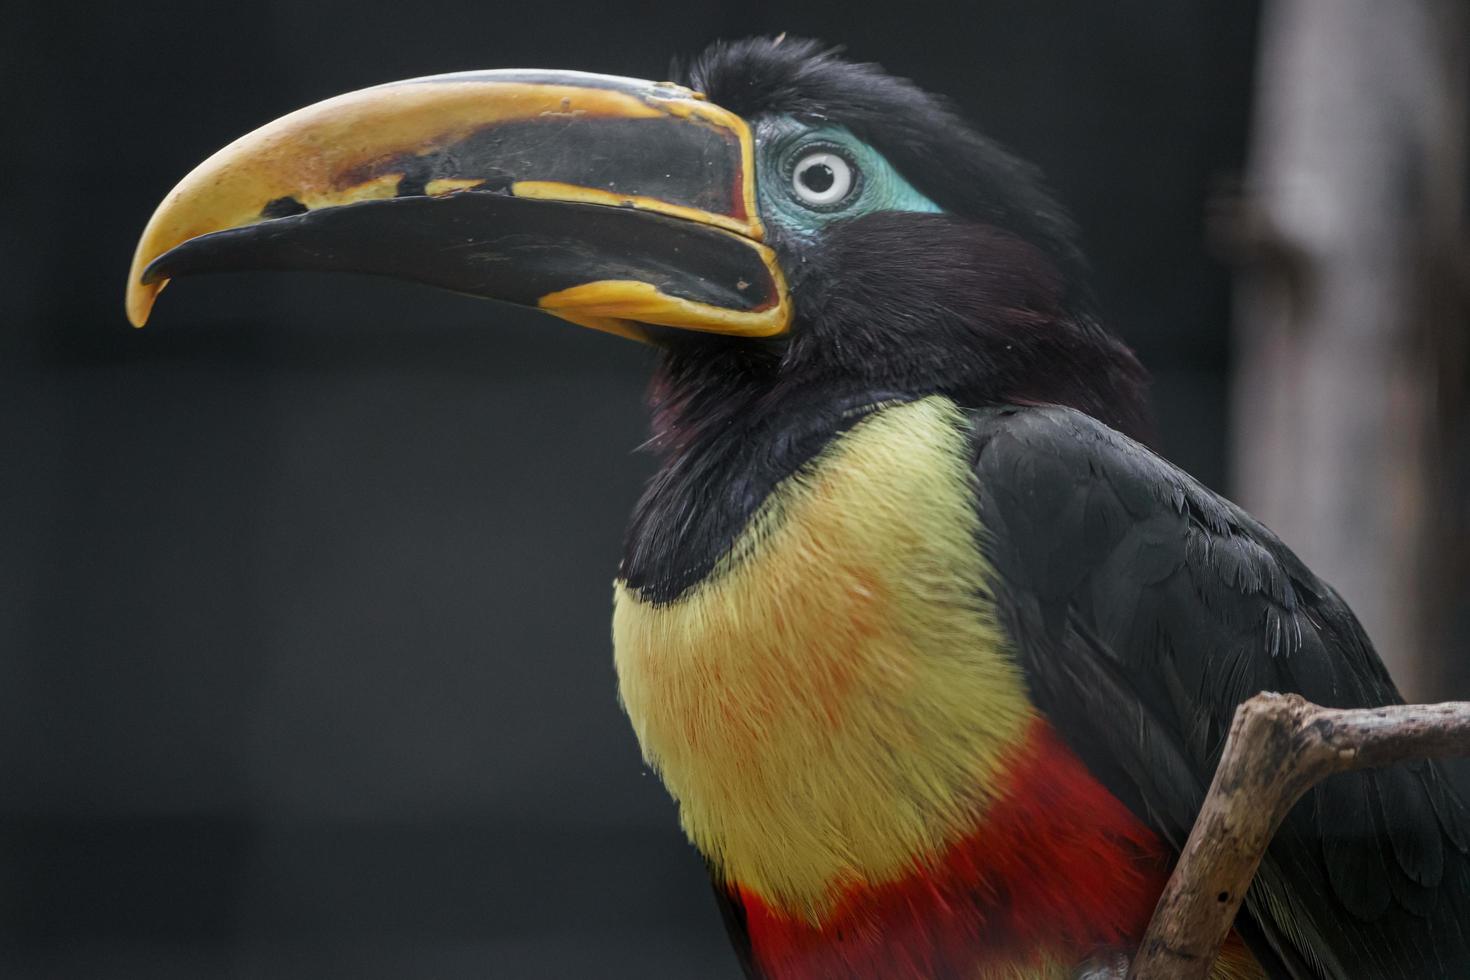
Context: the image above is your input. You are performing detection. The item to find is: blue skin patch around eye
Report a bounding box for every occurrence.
[755,120,944,237]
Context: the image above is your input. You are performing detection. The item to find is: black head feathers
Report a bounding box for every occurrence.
[651,37,1150,450]
[676,37,1089,289]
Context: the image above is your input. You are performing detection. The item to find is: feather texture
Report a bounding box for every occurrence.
[616,397,1267,978]
[615,398,1033,919]
[971,404,1470,979]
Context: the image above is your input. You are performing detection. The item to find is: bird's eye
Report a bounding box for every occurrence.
[790,150,855,208]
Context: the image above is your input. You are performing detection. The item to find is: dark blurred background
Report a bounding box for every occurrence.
[16,1,1453,977]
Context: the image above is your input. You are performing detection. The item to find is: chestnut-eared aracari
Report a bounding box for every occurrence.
[126,37,1470,980]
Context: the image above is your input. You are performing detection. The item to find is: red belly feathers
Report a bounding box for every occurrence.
[735,717,1172,979]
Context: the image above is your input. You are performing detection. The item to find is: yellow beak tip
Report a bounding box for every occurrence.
[125,279,164,328]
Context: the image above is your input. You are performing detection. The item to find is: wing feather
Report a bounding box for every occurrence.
[969,405,1470,979]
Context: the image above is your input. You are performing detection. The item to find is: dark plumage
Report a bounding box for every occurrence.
[971,405,1470,978]
[679,38,1088,286]
[626,39,1150,600]
[666,39,1147,441]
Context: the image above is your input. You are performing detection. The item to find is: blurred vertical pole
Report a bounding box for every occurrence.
[1230,0,1469,700]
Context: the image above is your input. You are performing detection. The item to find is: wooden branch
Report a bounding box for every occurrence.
[1128,693,1470,980]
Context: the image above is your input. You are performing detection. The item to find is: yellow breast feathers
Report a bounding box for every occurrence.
[612,396,1034,920]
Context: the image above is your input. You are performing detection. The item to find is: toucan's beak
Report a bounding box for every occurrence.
[125,70,790,342]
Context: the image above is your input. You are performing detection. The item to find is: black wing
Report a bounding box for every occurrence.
[970,404,1470,980]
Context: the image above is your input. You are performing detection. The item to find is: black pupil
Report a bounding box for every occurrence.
[800,161,836,194]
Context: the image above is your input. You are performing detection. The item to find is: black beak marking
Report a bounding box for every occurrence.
[260,196,309,220]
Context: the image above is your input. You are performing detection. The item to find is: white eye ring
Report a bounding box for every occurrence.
[790,151,855,207]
